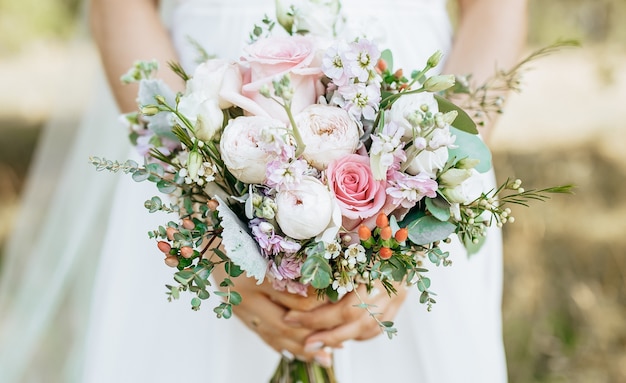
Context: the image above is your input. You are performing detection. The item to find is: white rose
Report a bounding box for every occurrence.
[276,0,341,38]
[220,116,285,184]
[294,104,360,170]
[187,59,237,109]
[441,169,484,204]
[275,176,334,240]
[406,147,448,178]
[178,93,223,141]
[388,92,438,139]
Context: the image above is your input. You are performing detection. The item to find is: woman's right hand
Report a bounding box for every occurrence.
[211,264,332,366]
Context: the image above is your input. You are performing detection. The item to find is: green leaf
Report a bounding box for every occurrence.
[407,215,456,245]
[174,270,194,285]
[191,297,201,308]
[157,180,177,194]
[380,49,393,70]
[448,127,492,173]
[425,197,451,222]
[132,169,149,182]
[434,94,478,134]
[197,289,210,300]
[300,254,332,289]
[463,234,486,255]
[229,291,242,306]
[146,163,165,182]
[214,302,232,319]
[225,262,244,278]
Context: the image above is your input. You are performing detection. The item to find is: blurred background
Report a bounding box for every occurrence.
[0,0,625,382]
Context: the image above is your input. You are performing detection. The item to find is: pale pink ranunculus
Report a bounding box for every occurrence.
[235,35,323,123]
[219,116,286,184]
[326,154,388,231]
[294,104,360,170]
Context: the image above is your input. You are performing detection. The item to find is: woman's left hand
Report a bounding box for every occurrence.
[282,281,409,352]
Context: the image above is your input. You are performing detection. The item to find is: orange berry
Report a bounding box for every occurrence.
[394,68,403,79]
[376,58,388,72]
[375,212,389,228]
[182,218,195,230]
[157,241,171,254]
[379,247,393,260]
[358,225,372,241]
[380,226,392,240]
[166,227,178,241]
[180,246,194,259]
[164,256,179,268]
[395,228,409,242]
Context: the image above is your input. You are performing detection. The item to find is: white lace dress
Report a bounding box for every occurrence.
[80,0,507,382]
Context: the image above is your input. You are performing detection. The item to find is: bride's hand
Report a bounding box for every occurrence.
[211,264,330,363]
[283,281,409,351]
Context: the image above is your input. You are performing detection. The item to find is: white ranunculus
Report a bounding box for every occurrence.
[220,116,285,184]
[388,92,439,140]
[275,176,334,240]
[276,0,341,38]
[441,169,484,204]
[294,104,360,170]
[406,146,448,179]
[178,93,224,141]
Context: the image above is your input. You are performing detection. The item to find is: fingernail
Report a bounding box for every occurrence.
[283,313,301,327]
[304,341,324,353]
[314,352,332,368]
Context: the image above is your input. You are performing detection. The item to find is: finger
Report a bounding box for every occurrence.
[268,289,327,312]
[305,319,380,349]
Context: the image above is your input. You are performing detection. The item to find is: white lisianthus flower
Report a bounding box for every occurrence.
[441,169,484,204]
[405,147,448,179]
[276,0,342,38]
[178,93,223,142]
[187,59,237,109]
[388,92,439,139]
[294,104,360,170]
[220,116,286,184]
[275,176,334,240]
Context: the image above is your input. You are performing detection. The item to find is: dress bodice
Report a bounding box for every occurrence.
[161,0,452,73]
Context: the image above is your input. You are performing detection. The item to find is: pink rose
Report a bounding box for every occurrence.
[233,35,323,123]
[326,154,388,231]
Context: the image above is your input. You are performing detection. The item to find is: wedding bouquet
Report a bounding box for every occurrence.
[91,3,572,382]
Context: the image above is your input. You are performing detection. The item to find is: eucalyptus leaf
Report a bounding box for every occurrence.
[448,127,492,173]
[425,197,451,222]
[190,297,201,308]
[434,94,478,134]
[407,215,456,245]
[157,180,177,194]
[300,254,332,289]
[197,289,210,300]
[132,169,149,182]
[229,291,242,306]
[174,270,194,285]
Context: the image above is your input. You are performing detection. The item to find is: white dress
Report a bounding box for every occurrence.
[1,1,507,382]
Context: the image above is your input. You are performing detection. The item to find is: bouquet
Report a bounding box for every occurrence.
[91,3,573,382]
